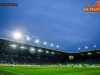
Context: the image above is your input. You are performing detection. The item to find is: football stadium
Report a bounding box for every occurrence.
[1,0,100,75]
[0,38,100,75]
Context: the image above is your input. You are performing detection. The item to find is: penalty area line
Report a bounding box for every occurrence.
[0,69,24,75]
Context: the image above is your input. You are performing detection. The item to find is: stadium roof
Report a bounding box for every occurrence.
[0,38,100,60]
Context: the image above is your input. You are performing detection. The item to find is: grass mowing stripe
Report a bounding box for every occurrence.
[0,69,24,75]
[0,66,100,75]
[0,73,4,75]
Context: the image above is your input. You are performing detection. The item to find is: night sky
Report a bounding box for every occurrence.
[0,0,100,52]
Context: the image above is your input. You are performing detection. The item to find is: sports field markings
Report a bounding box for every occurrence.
[0,69,24,75]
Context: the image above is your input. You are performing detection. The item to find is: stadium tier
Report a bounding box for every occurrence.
[0,38,100,65]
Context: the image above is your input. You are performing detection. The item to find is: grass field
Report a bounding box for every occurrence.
[0,66,100,75]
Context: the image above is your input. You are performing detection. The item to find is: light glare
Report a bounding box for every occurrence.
[57,45,59,48]
[29,47,35,54]
[88,53,91,55]
[13,32,22,39]
[20,46,25,49]
[78,47,81,50]
[10,44,17,48]
[38,49,42,52]
[94,45,96,48]
[36,39,39,43]
[26,37,30,41]
[44,42,47,45]
[46,51,49,53]
[85,46,88,49]
[51,44,53,46]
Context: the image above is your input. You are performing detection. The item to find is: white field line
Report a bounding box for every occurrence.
[0,69,24,75]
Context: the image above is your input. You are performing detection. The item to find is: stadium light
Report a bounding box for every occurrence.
[26,37,30,44]
[43,42,47,48]
[85,46,88,51]
[20,46,24,49]
[35,39,39,46]
[93,45,96,50]
[30,48,35,51]
[97,52,99,54]
[20,46,26,49]
[29,47,35,54]
[38,49,42,53]
[26,37,30,41]
[88,52,92,55]
[51,44,53,49]
[51,52,54,54]
[78,47,81,52]
[46,51,49,54]
[13,32,22,39]
[12,44,16,48]
[10,44,17,48]
[57,45,59,50]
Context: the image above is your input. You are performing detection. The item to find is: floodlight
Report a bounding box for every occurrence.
[35,39,39,46]
[20,46,25,49]
[43,42,47,48]
[88,52,91,55]
[30,48,35,51]
[29,47,35,54]
[94,45,96,48]
[13,32,22,39]
[13,45,16,48]
[51,44,53,47]
[11,44,17,48]
[51,52,54,54]
[44,42,47,45]
[57,45,59,48]
[50,44,53,49]
[78,47,81,50]
[93,45,96,50]
[36,39,39,43]
[85,46,88,49]
[26,37,30,41]
[56,45,59,50]
[38,49,42,52]
[46,51,49,53]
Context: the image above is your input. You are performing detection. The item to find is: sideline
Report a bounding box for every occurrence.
[0,69,24,75]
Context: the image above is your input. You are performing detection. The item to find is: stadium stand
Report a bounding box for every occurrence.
[0,38,100,66]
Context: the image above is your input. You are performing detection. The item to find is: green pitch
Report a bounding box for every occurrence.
[0,66,100,75]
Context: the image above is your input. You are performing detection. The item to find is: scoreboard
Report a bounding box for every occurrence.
[69,55,74,60]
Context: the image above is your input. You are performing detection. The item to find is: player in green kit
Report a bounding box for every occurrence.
[58,64,61,68]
